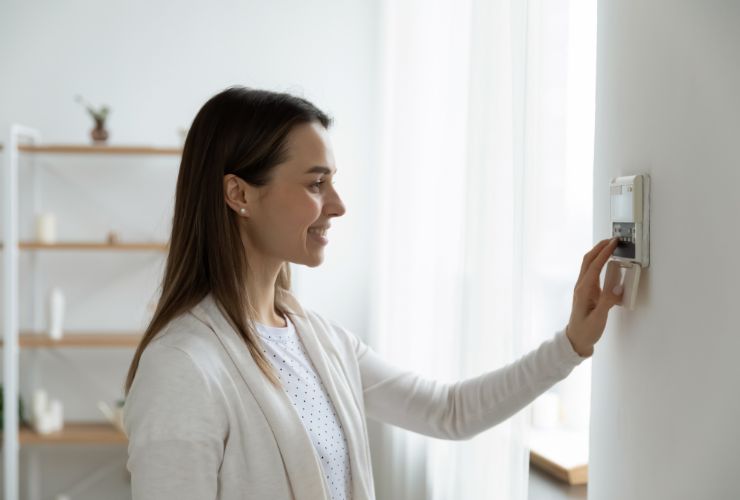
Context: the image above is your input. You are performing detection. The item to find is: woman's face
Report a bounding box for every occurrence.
[227,121,346,268]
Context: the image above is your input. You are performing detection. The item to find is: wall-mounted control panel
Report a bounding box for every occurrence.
[610,174,650,268]
[607,174,650,310]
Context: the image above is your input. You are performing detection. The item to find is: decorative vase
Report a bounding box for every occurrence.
[91,118,109,143]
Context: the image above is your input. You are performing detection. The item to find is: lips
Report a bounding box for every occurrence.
[307,222,331,236]
[308,228,329,245]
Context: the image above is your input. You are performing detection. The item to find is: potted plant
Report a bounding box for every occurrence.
[74,94,111,144]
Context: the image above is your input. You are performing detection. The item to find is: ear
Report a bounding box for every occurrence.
[223,174,251,216]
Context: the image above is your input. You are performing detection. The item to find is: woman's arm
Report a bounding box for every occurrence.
[342,239,621,440]
[351,328,586,441]
[123,341,228,500]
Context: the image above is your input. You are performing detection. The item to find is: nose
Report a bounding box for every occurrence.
[328,200,346,219]
[327,185,346,218]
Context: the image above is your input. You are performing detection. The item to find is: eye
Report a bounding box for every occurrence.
[309,179,336,191]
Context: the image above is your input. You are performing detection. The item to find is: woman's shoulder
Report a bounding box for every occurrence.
[124,320,229,442]
[151,308,218,349]
[139,306,230,384]
[127,311,230,412]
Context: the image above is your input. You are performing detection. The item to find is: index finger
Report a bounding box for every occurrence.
[578,238,615,281]
[584,238,619,281]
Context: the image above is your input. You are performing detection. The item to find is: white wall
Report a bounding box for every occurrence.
[590,1,740,498]
[0,1,381,498]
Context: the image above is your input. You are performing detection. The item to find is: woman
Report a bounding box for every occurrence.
[123,86,623,500]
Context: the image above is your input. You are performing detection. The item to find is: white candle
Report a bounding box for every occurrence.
[36,213,57,243]
[36,411,55,434]
[48,287,65,340]
[32,389,48,425]
[49,399,64,431]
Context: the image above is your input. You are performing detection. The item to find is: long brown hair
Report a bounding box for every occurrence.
[124,86,333,395]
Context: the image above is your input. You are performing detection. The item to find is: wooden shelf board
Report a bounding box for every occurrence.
[17,144,181,156]
[530,450,588,485]
[0,241,168,251]
[0,332,143,348]
[6,422,128,445]
[528,427,589,485]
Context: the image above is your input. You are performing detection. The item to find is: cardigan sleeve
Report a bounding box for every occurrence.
[123,341,228,500]
[348,328,587,440]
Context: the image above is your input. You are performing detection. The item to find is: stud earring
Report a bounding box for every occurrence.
[240,208,246,215]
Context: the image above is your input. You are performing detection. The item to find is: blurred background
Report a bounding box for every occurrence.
[1,0,599,498]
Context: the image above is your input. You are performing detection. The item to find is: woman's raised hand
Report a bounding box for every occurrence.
[565,238,624,357]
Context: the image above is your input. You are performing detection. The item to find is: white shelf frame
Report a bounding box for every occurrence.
[4,124,42,500]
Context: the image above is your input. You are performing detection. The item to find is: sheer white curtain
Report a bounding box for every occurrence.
[368,0,595,498]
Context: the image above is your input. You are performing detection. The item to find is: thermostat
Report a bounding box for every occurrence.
[607,174,651,310]
[610,174,650,268]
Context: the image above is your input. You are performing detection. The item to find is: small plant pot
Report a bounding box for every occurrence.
[91,118,109,143]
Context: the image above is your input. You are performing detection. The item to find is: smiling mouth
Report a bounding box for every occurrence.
[307,228,329,246]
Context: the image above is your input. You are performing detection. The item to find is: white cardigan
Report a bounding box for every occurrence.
[123,289,586,500]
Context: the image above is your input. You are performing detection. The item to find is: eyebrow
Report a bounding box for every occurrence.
[305,166,337,175]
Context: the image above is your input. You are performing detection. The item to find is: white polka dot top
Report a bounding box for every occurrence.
[255,314,353,500]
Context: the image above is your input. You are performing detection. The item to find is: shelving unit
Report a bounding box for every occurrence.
[2,124,181,500]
